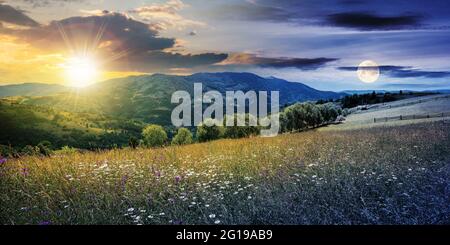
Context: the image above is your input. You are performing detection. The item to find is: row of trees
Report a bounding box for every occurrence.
[138,119,260,148]
[279,102,342,133]
[137,102,342,148]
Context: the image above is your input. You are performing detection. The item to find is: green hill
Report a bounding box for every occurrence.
[0,72,344,150]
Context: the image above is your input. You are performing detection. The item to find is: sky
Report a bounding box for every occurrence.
[0,0,449,91]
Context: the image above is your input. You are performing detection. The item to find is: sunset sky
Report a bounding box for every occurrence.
[1,0,449,91]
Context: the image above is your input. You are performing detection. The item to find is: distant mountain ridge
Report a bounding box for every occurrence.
[1,72,344,125]
[0,83,71,98]
[0,72,343,102]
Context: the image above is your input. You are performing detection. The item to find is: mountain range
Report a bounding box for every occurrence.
[1,72,344,125]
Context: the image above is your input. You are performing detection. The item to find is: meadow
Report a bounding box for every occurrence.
[1,120,450,225]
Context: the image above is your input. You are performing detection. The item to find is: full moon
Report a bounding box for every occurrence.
[357,60,380,83]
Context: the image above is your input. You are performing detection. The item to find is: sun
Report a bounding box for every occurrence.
[64,56,98,87]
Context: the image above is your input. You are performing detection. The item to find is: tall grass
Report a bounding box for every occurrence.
[1,121,449,224]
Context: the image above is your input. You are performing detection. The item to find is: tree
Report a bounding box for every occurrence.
[224,114,260,139]
[142,124,168,147]
[196,119,224,142]
[172,128,194,145]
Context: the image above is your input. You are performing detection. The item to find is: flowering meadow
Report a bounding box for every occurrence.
[1,121,449,224]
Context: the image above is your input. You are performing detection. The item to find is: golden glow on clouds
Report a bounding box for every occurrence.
[0,34,145,86]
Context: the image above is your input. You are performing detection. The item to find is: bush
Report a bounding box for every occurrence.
[21,145,39,156]
[37,141,53,156]
[58,146,78,155]
[128,136,139,149]
[196,119,224,142]
[224,114,260,139]
[142,124,168,147]
[172,128,193,145]
[0,145,19,158]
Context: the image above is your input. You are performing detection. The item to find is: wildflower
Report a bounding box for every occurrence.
[209,214,216,219]
[214,220,221,224]
[38,221,52,226]
[159,212,165,216]
[127,208,135,212]
[175,175,181,184]
[120,174,129,187]
[0,158,6,165]
[247,195,252,200]
[155,170,161,178]
[172,220,183,225]
[21,168,29,177]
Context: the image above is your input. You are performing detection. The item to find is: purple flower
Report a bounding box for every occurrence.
[120,174,129,190]
[171,220,183,225]
[175,175,181,184]
[0,158,6,165]
[38,221,52,226]
[155,170,161,178]
[21,167,29,177]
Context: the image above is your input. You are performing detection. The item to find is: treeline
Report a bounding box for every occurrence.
[338,91,436,109]
[340,92,397,108]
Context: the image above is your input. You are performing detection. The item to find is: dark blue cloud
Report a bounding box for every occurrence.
[215,0,450,30]
[256,57,338,70]
[338,66,450,78]
[327,12,421,30]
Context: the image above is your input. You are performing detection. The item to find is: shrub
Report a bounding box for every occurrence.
[37,141,53,156]
[224,114,260,139]
[128,136,139,149]
[58,146,78,155]
[172,128,194,145]
[0,145,19,158]
[21,145,39,156]
[196,119,224,142]
[142,124,168,147]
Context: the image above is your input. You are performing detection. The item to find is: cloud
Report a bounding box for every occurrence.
[110,51,228,72]
[16,0,86,8]
[383,83,448,89]
[129,0,206,30]
[327,12,421,30]
[9,13,174,52]
[213,0,450,31]
[219,53,338,70]
[338,65,450,78]
[0,4,39,26]
[2,12,227,73]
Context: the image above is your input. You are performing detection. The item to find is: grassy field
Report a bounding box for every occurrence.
[1,120,450,225]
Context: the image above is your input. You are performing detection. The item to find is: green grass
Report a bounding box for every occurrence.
[1,121,450,224]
